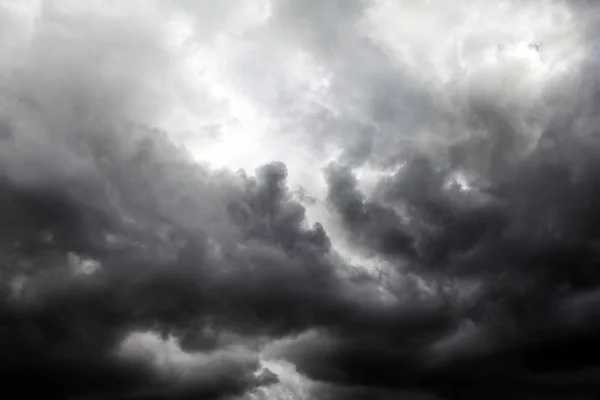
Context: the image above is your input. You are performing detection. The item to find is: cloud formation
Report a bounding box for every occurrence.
[2,0,600,399]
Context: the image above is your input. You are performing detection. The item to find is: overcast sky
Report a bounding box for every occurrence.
[2,0,600,399]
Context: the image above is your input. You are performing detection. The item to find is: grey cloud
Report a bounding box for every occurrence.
[3,1,600,400]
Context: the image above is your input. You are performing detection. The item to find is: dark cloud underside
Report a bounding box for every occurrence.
[2,1,600,399]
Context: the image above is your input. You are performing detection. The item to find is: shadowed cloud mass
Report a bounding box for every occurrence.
[2,0,600,399]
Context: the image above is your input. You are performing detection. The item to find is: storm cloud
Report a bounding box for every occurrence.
[2,0,600,399]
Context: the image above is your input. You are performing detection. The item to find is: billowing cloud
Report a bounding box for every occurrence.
[2,0,600,399]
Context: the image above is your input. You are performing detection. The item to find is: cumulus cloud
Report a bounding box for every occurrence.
[2,0,600,399]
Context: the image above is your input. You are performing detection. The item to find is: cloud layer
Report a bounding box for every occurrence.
[2,0,600,399]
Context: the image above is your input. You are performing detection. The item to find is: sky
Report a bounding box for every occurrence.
[2,0,600,399]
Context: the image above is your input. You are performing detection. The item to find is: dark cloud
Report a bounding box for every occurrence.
[3,1,600,400]
[314,60,600,400]
[324,163,418,259]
